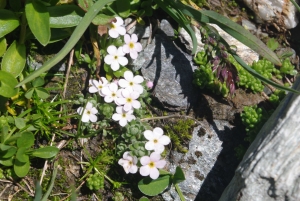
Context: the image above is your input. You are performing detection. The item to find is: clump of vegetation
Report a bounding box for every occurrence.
[164,119,195,153]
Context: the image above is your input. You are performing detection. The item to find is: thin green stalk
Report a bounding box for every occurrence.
[19,12,27,44]
[175,183,186,201]
[290,0,300,12]
[41,161,58,201]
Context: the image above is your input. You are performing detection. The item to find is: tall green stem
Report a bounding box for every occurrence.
[19,12,27,44]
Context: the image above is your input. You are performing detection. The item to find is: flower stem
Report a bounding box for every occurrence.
[175,183,186,201]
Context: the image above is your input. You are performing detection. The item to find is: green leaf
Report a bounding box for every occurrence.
[9,0,22,11]
[14,117,26,129]
[25,88,34,99]
[16,147,29,163]
[1,40,26,77]
[31,146,59,158]
[0,70,19,97]
[14,158,30,177]
[0,9,20,38]
[48,5,85,28]
[116,0,130,18]
[113,66,129,78]
[172,166,185,184]
[138,175,171,196]
[266,38,279,51]
[35,87,50,99]
[139,197,150,201]
[49,28,73,43]
[32,77,45,87]
[33,182,42,201]
[17,132,34,148]
[25,0,50,46]
[176,2,282,65]
[0,143,12,151]
[17,0,116,87]
[0,147,17,158]
[0,37,7,57]
[92,14,115,25]
[0,157,13,166]
[233,54,300,94]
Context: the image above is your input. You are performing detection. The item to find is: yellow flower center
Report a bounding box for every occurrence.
[122,114,126,118]
[112,93,116,97]
[129,42,134,49]
[129,82,134,86]
[114,55,118,60]
[110,24,116,29]
[149,162,155,168]
[86,110,91,115]
[153,139,158,144]
[126,98,132,103]
[129,161,132,165]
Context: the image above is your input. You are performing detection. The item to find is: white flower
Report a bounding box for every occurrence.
[116,89,141,111]
[104,45,128,71]
[118,71,144,94]
[89,78,108,96]
[139,152,166,180]
[108,17,126,38]
[122,34,143,59]
[118,151,138,174]
[144,127,171,153]
[112,106,136,127]
[102,83,120,104]
[77,102,98,123]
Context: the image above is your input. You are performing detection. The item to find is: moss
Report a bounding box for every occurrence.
[164,119,195,153]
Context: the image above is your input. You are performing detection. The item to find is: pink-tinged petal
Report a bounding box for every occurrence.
[124,71,134,81]
[149,168,159,179]
[140,166,150,176]
[117,47,125,56]
[112,113,121,121]
[153,127,164,137]
[133,75,144,83]
[155,160,166,169]
[123,151,130,159]
[89,114,97,122]
[124,34,130,43]
[81,114,90,122]
[130,51,138,59]
[116,106,123,114]
[134,42,143,52]
[133,84,144,94]
[111,62,120,71]
[104,55,113,65]
[117,27,126,35]
[110,83,118,91]
[140,156,150,165]
[100,77,108,85]
[123,103,132,111]
[109,29,119,38]
[144,130,154,140]
[121,88,130,97]
[116,98,126,105]
[154,144,165,153]
[123,45,130,53]
[119,119,127,127]
[132,100,141,109]
[118,57,128,66]
[159,135,171,145]
[101,87,110,95]
[129,165,138,173]
[131,91,140,99]
[133,156,138,164]
[77,107,84,115]
[127,115,135,122]
[145,141,155,151]
[131,34,138,42]
[118,79,129,88]
[107,45,117,55]
[91,107,98,114]
[104,96,113,103]
[118,158,126,166]
[115,17,124,25]
[150,152,161,161]
[89,86,98,93]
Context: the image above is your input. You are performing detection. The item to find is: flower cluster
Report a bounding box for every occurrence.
[118,127,171,180]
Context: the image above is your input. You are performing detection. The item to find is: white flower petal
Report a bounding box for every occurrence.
[133,84,144,94]
[123,103,132,111]
[154,144,165,153]
[118,79,129,88]
[159,135,171,145]
[155,160,166,169]
[119,119,127,127]
[129,165,138,173]
[132,100,141,109]
[130,51,138,59]
[140,156,150,165]
[153,127,164,137]
[134,42,143,52]
[89,86,98,93]
[115,17,124,25]
[112,113,121,121]
[117,47,125,56]
[116,106,123,114]
[133,75,144,83]
[81,114,90,122]
[144,130,154,140]
[150,152,161,162]
[123,45,130,54]
[104,96,113,103]
[109,29,119,38]
[140,166,150,176]
[118,27,126,35]
[149,168,159,179]
[107,45,117,55]
[145,141,155,151]
[118,57,128,66]
[89,114,97,122]
[124,71,133,81]
[77,107,84,115]
[104,55,114,65]
[111,62,120,71]
[86,102,93,109]
[90,108,98,114]
[132,34,138,43]
[124,34,130,43]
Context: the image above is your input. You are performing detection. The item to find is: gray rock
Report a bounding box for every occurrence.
[136,21,199,110]
[162,119,244,201]
[219,77,300,201]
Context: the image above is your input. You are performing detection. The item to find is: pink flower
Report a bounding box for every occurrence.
[146,81,153,89]
[139,152,166,179]
[122,34,142,59]
[144,127,170,154]
[118,152,138,174]
[108,17,126,38]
